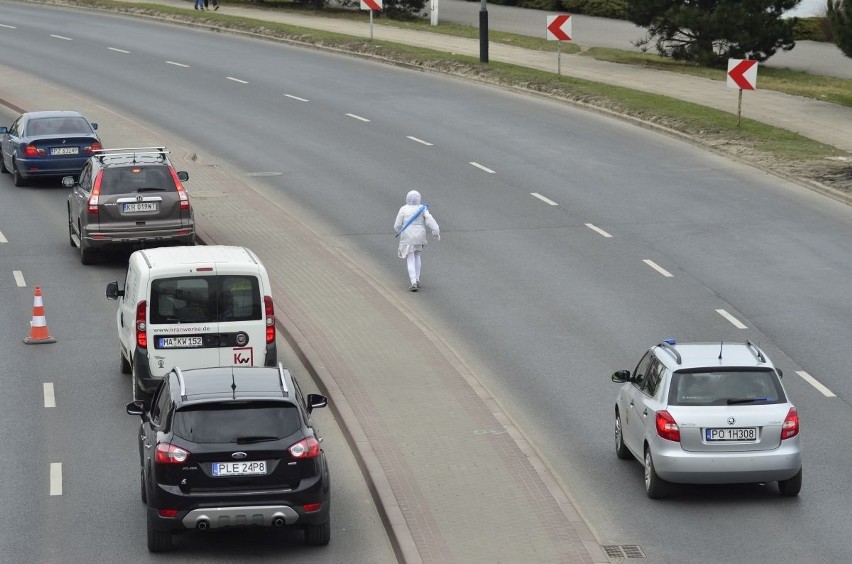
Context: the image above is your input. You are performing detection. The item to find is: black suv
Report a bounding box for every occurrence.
[126,364,330,552]
[66,147,195,264]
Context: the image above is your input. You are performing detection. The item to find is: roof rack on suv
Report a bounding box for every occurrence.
[277,362,290,397]
[173,366,187,400]
[658,339,682,365]
[745,340,766,363]
[92,147,169,165]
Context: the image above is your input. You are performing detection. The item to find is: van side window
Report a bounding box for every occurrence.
[150,276,261,324]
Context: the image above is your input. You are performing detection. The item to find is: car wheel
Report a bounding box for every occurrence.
[12,159,26,187]
[120,351,132,375]
[67,209,76,248]
[140,467,147,504]
[644,448,669,499]
[304,519,331,546]
[615,412,631,460]
[146,511,171,552]
[0,154,7,174]
[778,467,802,497]
[79,239,95,265]
[132,366,150,404]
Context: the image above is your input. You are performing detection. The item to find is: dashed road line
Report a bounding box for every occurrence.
[50,34,72,41]
[715,309,747,329]
[13,270,25,287]
[346,113,370,122]
[643,259,673,278]
[165,61,189,67]
[108,47,130,53]
[0,230,7,243]
[44,383,56,408]
[0,24,17,29]
[469,162,495,174]
[530,192,558,206]
[585,223,612,238]
[796,371,836,397]
[407,136,433,146]
[50,463,62,496]
[226,76,249,84]
[284,94,309,102]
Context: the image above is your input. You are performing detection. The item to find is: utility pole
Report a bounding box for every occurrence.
[479,0,488,63]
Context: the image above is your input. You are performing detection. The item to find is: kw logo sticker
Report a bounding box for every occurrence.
[233,347,253,365]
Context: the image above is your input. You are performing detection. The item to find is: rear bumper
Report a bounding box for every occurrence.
[651,437,802,484]
[16,157,88,178]
[83,228,195,249]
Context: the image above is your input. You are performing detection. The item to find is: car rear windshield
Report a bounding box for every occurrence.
[150,275,261,324]
[173,401,301,444]
[668,369,786,406]
[26,117,92,136]
[99,165,176,196]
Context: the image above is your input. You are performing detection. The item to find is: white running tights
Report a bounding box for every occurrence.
[406,251,422,284]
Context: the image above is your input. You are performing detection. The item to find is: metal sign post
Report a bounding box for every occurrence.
[360,0,383,41]
[726,58,758,130]
[546,14,572,76]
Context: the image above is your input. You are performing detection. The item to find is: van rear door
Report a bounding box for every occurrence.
[215,273,266,367]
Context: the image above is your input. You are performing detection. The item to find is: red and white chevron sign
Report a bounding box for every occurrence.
[546,14,572,41]
[360,0,382,10]
[727,59,758,90]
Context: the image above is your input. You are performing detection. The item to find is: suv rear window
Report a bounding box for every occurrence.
[173,401,301,443]
[99,165,176,196]
[668,369,786,406]
[150,275,261,324]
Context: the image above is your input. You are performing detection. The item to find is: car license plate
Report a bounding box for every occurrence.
[50,147,79,156]
[212,461,267,477]
[123,202,158,213]
[157,336,203,349]
[706,428,757,441]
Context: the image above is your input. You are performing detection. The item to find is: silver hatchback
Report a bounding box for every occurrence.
[611,340,801,498]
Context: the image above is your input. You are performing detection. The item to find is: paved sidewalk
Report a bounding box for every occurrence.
[99,0,852,153]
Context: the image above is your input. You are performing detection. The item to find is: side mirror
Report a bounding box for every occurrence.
[126,400,145,417]
[177,171,189,182]
[106,280,124,300]
[776,368,783,379]
[611,370,631,383]
[62,176,76,188]
[307,394,328,413]
[0,126,7,135]
[91,123,98,130]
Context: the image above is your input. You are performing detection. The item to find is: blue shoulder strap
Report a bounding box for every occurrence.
[395,204,428,238]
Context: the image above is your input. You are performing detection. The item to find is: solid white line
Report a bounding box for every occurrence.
[585,223,613,238]
[284,94,309,102]
[226,76,249,84]
[796,371,836,397]
[13,270,25,287]
[407,136,433,146]
[530,192,558,206]
[346,113,370,122]
[108,47,130,53]
[469,162,496,174]
[0,24,17,29]
[50,463,62,496]
[715,309,747,329]
[44,383,56,408]
[643,259,674,277]
[0,230,7,243]
[165,61,189,67]
[50,34,72,41]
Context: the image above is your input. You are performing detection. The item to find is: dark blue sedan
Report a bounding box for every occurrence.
[0,110,101,187]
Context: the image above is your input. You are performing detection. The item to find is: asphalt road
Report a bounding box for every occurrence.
[2,2,852,562]
[0,103,395,560]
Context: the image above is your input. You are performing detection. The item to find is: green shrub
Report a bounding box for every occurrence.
[560,0,629,19]
[518,0,562,9]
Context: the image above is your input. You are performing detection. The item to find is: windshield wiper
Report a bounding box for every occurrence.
[727,397,769,405]
[235,435,280,444]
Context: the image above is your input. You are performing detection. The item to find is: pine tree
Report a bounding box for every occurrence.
[828,0,852,57]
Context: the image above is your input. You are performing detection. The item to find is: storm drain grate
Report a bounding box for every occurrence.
[603,545,646,559]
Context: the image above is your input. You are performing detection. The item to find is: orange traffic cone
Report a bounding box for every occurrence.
[24,286,56,345]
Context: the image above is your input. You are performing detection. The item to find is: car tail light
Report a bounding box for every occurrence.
[655,410,680,442]
[158,509,179,518]
[303,503,322,512]
[264,296,275,344]
[136,300,147,349]
[24,144,45,157]
[83,141,102,155]
[288,436,320,459]
[87,171,103,215]
[155,443,190,464]
[169,167,191,211]
[781,407,799,440]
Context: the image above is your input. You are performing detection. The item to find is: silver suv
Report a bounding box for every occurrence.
[611,339,802,499]
[66,147,195,264]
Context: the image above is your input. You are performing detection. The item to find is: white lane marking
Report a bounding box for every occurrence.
[165,61,189,67]
[796,371,836,397]
[0,230,7,243]
[226,76,249,84]
[50,463,62,496]
[469,162,496,174]
[108,47,130,53]
[44,383,56,408]
[346,113,370,122]
[585,223,612,238]
[13,270,26,287]
[0,24,17,29]
[715,309,747,329]
[284,94,309,102]
[407,136,433,146]
[643,259,674,278]
[530,192,558,206]
[50,34,72,41]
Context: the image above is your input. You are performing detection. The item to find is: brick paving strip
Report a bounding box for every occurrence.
[0,60,608,562]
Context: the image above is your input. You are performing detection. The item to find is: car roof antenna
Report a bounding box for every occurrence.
[231,371,237,400]
[718,341,724,360]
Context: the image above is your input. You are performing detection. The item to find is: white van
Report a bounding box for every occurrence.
[106,245,278,400]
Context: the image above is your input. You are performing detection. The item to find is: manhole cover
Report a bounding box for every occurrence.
[603,545,646,559]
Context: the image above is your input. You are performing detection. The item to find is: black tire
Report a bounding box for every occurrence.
[120,351,132,375]
[644,448,669,499]
[615,412,631,460]
[12,160,26,187]
[140,467,147,504]
[778,467,802,497]
[68,210,76,247]
[304,519,331,546]
[146,512,171,552]
[132,366,151,404]
[80,240,95,265]
[0,154,7,173]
